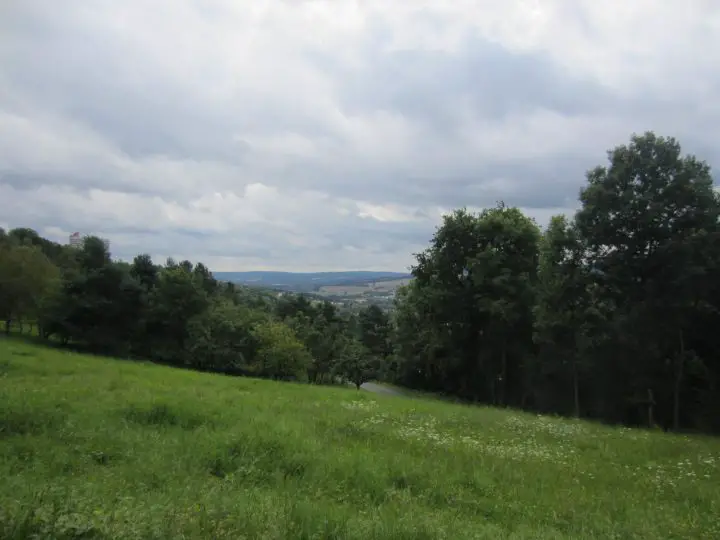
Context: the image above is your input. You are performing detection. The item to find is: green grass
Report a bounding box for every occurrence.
[1,338,719,539]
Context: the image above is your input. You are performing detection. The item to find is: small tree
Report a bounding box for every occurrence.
[335,339,378,390]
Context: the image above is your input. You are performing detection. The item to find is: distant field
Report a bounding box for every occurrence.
[319,278,412,296]
[1,338,719,539]
[212,271,412,293]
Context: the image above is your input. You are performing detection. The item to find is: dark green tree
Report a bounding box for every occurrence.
[575,132,720,429]
[334,339,378,390]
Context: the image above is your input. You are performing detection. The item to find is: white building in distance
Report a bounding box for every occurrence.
[69,232,83,248]
[68,232,110,251]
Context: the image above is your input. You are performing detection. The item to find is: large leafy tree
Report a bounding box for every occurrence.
[185,298,263,374]
[533,216,593,416]
[42,238,144,353]
[398,204,540,404]
[251,320,312,381]
[575,132,720,429]
[144,265,210,364]
[358,304,391,361]
[0,243,60,333]
[467,204,540,406]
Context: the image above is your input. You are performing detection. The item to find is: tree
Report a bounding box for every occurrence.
[78,236,111,272]
[45,260,144,354]
[400,204,540,404]
[251,321,312,381]
[335,339,378,389]
[193,262,217,295]
[185,298,262,373]
[287,312,337,383]
[130,254,159,290]
[0,243,60,333]
[468,204,540,406]
[358,305,391,361]
[575,132,720,429]
[390,282,440,388]
[533,216,592,416]
[143,265,210,364]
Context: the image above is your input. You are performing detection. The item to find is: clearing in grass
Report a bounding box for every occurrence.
[1,337,719,539]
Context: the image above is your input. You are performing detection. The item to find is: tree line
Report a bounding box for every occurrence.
[0,227,388,389]
[391,132,720,433]
[1,131,719,433]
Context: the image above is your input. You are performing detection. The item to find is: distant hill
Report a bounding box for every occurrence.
[212,271,412,292]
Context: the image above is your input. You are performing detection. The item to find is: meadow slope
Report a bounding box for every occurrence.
[1,338,719,539]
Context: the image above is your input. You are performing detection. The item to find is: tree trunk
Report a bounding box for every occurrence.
[572,356,580,418]
[673,328,685,431]
[4,319,10,335]
[499,340,507,407]
[570,313,580,418]
[647,388,655,428]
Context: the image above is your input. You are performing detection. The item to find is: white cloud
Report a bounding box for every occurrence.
[0,0,718,270]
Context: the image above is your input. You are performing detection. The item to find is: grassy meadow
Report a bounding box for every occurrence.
[1,337,719,539]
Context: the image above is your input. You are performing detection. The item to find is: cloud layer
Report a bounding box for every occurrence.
[1,0,718,271]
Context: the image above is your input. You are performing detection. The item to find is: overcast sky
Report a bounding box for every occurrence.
[1,1,718,272]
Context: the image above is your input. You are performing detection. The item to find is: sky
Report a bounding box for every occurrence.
[1,1,719,272]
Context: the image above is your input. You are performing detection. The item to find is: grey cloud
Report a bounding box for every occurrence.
[1,2,719,270]
[330,37,620,126]
[3,3,620,209]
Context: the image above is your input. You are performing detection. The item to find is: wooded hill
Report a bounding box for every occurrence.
[1,131,719,433]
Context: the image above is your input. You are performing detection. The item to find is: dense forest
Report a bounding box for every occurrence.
[2,132,719,434]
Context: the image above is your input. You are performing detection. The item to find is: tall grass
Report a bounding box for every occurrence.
[1,337,718,539]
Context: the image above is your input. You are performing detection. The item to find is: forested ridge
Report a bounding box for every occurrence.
[2,132,719,433]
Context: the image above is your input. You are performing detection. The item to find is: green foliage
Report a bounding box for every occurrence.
[397,203,540,404]
[0,242,60,333]
[531,215,604,417]
[334,339,379,389]
[185,298,261,373]
[250,321,312,381]
[3,228,363,384]
[392,132,720,433]
[358,304,391,360]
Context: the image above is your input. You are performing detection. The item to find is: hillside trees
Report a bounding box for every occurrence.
[532,215,593,417]
[393,204,540,404]
[184,298,260,373]
[251,320,313,381]
[4,130,720,433]
[392,132,720,433]
[2,230,369,386]
[358,304,391,361]
[575,132,720,429]
[273,294,370,384]
[0,242,60,333]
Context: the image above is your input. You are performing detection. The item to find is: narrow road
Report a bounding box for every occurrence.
[360,382,408,397]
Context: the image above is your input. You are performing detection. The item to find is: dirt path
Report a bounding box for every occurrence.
[360,382,408,397]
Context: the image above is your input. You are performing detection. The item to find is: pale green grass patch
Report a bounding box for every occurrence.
[1,337,719,538]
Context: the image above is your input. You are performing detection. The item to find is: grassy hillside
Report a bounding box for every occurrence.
[1,339,719,539]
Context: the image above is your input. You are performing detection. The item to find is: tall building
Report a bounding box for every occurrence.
[69,232,82,248]
[68,232,110,252]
